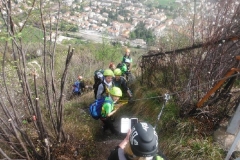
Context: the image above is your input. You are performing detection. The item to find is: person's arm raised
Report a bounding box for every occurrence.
[119,129,131,149]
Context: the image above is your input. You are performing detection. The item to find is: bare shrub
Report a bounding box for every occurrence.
[140,0,240,131]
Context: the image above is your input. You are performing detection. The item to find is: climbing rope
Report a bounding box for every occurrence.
[154,94,170,129]
[131,72,240,102]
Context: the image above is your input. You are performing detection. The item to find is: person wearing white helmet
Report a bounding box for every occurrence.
[108,122,167,160]
[122,48,133,70]
[121,48,133,81]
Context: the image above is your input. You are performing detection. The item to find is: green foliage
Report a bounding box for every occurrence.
[0,26,44,44]
[61,38,84,45]
[164,135,224,159]
[156,0,175,6]
[93,37,122,67]
[100,7,131,22]
[150,0,178,18]
[101,8,118,21]
[21,26,44,43]
[118,8,130,17]
[161,100,179,123]
[108,11,118,21]
[234,79,240,87]
[130,21,156,45]
[58,20,79,32]
[157,30,192,50]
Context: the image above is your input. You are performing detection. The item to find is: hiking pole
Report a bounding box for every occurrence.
[154,94,170,129]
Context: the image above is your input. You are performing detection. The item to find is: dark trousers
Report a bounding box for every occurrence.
[73,91,81,96]
[101,117,117,134]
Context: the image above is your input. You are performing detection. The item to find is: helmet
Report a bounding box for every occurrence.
[109,87,122,97]
[114,68,122,76]
[103,69,114,77]
[126,48,130,53]
[78,76,83,80]
[129,122,158,157]
[125,59,131,63]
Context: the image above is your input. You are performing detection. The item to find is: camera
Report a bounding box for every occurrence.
[120,118,138,133]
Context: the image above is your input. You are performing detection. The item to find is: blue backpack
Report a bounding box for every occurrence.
[73,81,80,93]
[89,97,112,120]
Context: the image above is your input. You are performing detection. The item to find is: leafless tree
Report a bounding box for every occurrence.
[0,0,74,159]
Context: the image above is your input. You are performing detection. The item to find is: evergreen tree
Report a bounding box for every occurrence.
[130,21,155,44]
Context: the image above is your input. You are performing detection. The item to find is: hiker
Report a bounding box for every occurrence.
[108,122,168,160]
[101,86,122,134]
[113,68,132,100]
[122,48,132,71]
[93,69,104,99]
[72,76,85,96]
[117,62,128,76]
[109,62,116,72]
[96,69,114,99]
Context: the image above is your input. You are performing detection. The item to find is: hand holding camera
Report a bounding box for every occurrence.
[120,118,138,133]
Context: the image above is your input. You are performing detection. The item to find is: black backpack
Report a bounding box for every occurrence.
[93,69,104,99]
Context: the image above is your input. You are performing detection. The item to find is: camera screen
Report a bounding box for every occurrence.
[131,119,138,128]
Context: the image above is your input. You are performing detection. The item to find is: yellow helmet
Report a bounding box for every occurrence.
[114,68,122,76]
[103,69,114,77]
[109,87,122,97]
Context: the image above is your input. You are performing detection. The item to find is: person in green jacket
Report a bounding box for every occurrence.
[101,87,122,134]
[117,62,128,76]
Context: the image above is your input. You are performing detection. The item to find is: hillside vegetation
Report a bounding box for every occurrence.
[0,39,230,159]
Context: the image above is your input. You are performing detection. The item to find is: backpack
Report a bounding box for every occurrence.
[73,81,81,93]
[93,70,104,93]
[117,63,127,74]
[95,82,113,99]
[89,97,112,120]
[116,63,123,69]
[94,69,104,82]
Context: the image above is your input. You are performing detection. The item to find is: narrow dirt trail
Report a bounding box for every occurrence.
[65,90,128,160]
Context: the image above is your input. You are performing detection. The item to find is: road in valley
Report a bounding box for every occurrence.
[67,30,115,43]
